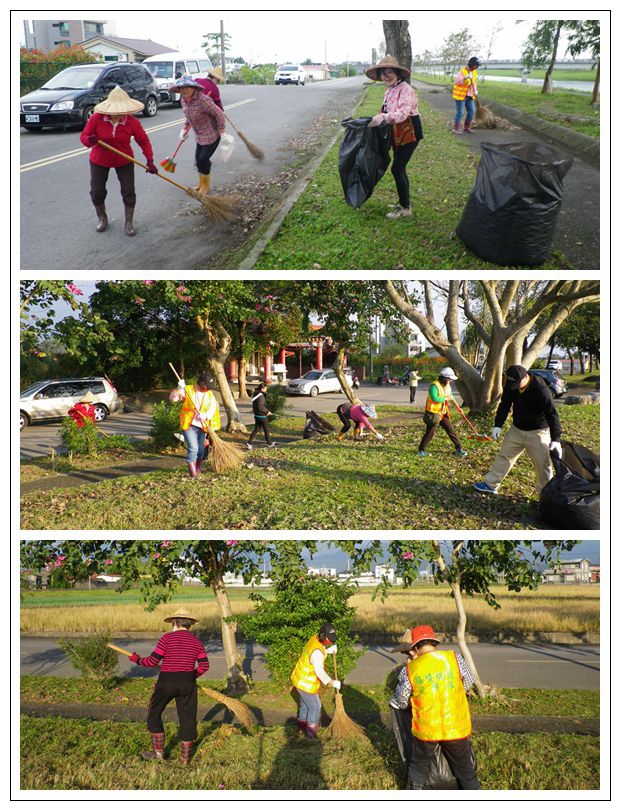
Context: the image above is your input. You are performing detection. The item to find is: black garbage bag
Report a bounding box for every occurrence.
[303,410,336,439]
[539,441,600,529]
[339,117,392,208]
[456,141,573,266]
[391,705,461,789]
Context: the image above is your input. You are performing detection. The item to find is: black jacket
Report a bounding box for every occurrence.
[495,374,562,441]
[252,392,269,417]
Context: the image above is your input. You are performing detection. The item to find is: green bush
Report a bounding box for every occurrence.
[58,633,118,684]
[60,417,132,456]
[150,400,183,450]
[238,576,363,687]
[265,384,288,415]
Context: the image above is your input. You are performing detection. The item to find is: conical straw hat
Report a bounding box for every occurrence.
[365,54,411,81]
[94,85,144,115]
[163,606,199,624]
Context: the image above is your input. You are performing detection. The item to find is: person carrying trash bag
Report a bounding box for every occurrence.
[474,365,562,495]
[418,367,468,458]
[336,401,385,442]
[169,372,221,479]
[172,74,226,196]
[128,607,210,765]
[291,623,341,740]
[67,391,96,427]
[80,86,158,236]
[452,57,480,135]
[366,55,423,220]
[390,625,480,790]
[246,381,276,450]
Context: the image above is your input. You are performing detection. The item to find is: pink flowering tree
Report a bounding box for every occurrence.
[20,280,84,355]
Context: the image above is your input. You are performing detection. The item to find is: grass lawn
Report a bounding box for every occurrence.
[20,405,599,531]
[253,85,568,270]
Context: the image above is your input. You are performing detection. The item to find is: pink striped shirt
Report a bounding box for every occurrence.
[137,630,210,676]
[182,92,225,145]
[376,81,419,125]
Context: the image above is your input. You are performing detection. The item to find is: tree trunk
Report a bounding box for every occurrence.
[542,21,562,94]
[211,574,249,694]
[547,334,556,367]
[333,346,361,405]
[451,579,487,697]
[382,20,412,79]
[567,347,575,376]
[579,352,585,374]
[197,315,248,433]
[237,354,249,400]
[591,59,600,105]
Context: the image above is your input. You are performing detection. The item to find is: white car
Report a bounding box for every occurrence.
[546,360,563,371]
[274,64,305,85]
[286,369,353,397]
[20,377,121,430]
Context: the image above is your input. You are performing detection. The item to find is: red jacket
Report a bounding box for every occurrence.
[80,113,154,168]
[68,403,96,428]
[195,77,223,109]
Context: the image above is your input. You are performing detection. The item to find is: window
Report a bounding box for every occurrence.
[105,68,126,86]
[324,370,336,379]
[186,60,199,74]
[175,62,187,78]
[68,381,104,397]
[126,66,144,83]
[39,384,71,399]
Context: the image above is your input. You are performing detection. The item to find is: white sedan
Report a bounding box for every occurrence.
[285,369,353,397]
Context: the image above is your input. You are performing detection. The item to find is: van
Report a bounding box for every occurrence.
[143,52,214,105]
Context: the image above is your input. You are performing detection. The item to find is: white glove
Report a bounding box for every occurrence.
[375,433,386,442]
[490,427,502,440]
[179,128,189,141]
[221,132,234,146]
[177,378,186,390]
[332,679,341,691]
[325,644,337,656]
[549,441,562,458]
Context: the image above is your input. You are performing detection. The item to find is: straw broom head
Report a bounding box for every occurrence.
[205,425,244,473]
[324,692,369,742]
[474,97,500,128]
[237,129,265,160]
[186,190,239,223]
[200,685,254,732]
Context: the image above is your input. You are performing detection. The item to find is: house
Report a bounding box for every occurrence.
[24,19,109,52]
[303,64,332,81]
[308,567,337,578]
[542,559,600,584]
[78,36,177,63]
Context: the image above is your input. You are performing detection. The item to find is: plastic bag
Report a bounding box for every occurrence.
[391,706,460,789]
[456,142,573,266]
[219,132,235,163]
[539,441,600,529]
[303,410,335,439]
[339,117,392,208]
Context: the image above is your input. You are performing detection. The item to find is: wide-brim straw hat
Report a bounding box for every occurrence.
[163,607,199,624]
[365,54,411,82]
[78,391,96,403]
[208,66,225,82]
[94,85,144,115]
[169,74,205,93]
[391,628,415,653]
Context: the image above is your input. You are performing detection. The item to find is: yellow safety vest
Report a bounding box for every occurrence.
[291,635,326,694]
[179,385,221,431]
[425,380,451,416]
[452,67,477,100]
[407,650,472,741]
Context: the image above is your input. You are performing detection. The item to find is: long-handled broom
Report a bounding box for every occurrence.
[106,643,254,732]
[168,362,244,473]
[222,111,264,160]
[324,655,368,742]
[451,399,492,442]
[96,141,238,224]
[159,136,186,173]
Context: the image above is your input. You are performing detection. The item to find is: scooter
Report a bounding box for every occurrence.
[377,374,399,386]
[352,375,360,390]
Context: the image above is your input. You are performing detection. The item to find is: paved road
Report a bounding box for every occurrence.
[20,77,365,271]
[21,637,600,690]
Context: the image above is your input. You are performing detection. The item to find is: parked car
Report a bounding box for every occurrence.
[546,360,563,371]
[285,368,353,397]
[20,377,121,430]
[530,369,567,398]
[20,62,158,131]
[143,52,213,104]
[274,64,306,85]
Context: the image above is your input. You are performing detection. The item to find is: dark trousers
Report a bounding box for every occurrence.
[391,141,418,208]
[90,162,135,207]
[419,414,462,452]
[146,673,198,742]
[248,416,271,444]
[409,385,417,403]
[337,404,361,434]
[407,737,480,790]
[195,138,221,174]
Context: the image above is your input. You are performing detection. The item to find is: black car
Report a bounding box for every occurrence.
[20,62,159,131]
[530,369,567,398]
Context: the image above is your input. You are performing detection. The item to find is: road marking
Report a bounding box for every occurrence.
[506,659,599,664]
[20,98,255,173]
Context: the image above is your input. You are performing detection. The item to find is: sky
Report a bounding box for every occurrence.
[17,11,596,64]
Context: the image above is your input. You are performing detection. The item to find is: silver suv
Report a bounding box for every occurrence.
[20,377,121,431]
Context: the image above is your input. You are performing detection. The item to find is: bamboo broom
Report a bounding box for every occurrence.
[96,141,238,223]
[106,643,254,733]
[324,654,368,742]
[169,363,244,473]
[222,111,265,160]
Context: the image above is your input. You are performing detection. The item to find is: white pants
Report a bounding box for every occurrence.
[485,425,554,492]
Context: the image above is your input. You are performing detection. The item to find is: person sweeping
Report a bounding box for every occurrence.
[246,381,276,450]
[169,372,221,478]
[67,391,96,427]
[453,57,480,135]
[80,86,158,235]
[336,402,386,442]
[128,607,210,765]
[172,74,226,196]
[291,623,341,739]
[196,66,225,109]
[418,367,468,458]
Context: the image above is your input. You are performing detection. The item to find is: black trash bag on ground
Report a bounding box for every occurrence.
[539,441,600,529]
[391,706,459,789]
[339,117,392,208]
[456,141,573,266]
[303,410,336,439]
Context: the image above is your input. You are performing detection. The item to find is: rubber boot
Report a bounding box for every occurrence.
[464,119,473,133]
[297,720,308,736]
[195,458,203,476]
[94,205,108,232]
[180,740,194,766]
[124,206,136,236]
[353,427,361,441]
[453,121,463,135]
[305,723,319,740]
[336,431,346,442]
[198,173,211,195]
[187,461,199,479]
[141,732,165,762]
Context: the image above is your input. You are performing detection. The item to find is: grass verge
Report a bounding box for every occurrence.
[254,84,568,270]
[20,405,599,530]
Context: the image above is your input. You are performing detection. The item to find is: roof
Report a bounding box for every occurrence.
[79,35,177,57]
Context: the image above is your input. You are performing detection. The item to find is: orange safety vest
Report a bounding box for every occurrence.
[452,67,478,100]
[407,650,472,741]
[179,385,221,431]
[291,635,326,694]
[425,380,451,417]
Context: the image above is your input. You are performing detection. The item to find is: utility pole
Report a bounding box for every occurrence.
[220,19,226,78]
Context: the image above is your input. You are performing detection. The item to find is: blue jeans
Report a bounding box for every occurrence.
[297,689,321,724]
[454,97,475,124]
[183,426,206,463]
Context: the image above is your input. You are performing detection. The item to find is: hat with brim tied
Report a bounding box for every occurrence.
[163,607,199,625]
[78,391,96,404]
[208,66,225,83]
[390,627,415,654]
[94,85,144,115]
[169,74,205,93]
[365,54,411,82]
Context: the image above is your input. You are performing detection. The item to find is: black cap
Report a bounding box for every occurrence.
[318,622,337,643]
[197,372,212,388]
[504,365,529,390]
[468,56,481,68]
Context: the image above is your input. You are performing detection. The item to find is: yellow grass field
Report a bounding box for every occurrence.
[20,585,599,636]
